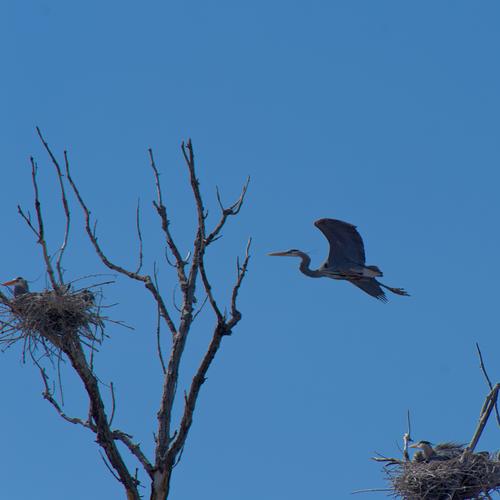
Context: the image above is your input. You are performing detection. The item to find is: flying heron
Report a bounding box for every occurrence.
[409,441,464,462]
[2,277,29,297]
[269,218,409,302]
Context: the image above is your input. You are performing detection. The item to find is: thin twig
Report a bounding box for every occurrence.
[28,156,58,290]
[172,445,185,468]
[475,343,500,425]
[228,238,251,327]
[192,294,209,320]
[109,382,116,427]
[99,451,122,483]
[206,177,250,246]
[351,488,393,494]
[198,259,223,322]
[148,149,187,286]
[156,303,166,375]
[57,354,65,407]
[172,285,182,313]
[406,409,412,439]
[181,139,206,241]
[403,410,412,461]
[135,199,144,274]
[371,456,402,464]
[17,206,39,237]
[153,266,167,375]
[35,128,72,284]
[34,360,93,431]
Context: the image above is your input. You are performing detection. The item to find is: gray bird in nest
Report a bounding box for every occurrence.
[410,440,464,462]
[2,277,29,297]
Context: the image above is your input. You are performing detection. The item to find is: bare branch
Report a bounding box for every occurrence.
[198,259,223,322]
[17,205,40,237]
[192,294,209,321]
[112,430,154,478]
[172,445,185,468]
[181,139,206,242]
[109,382,116,427]
[475,343,500,426]
[99,451,122,483]
[35,128,72,284]
[57,151,72,282]
[156,304,166,375]
[402,410,412,461]
[402,432,411,462]
[134,199,144,274]
[148,149,187,287]
[352,488,393,494]
[57,354,65,407]
[206,176,250,246]
[406,409,412,439]
[172,286,182,313]
[466,383,499,452]
[35,359,94,431]
[226,238,252,330]
[371,456,402,464]
[28,156,59,290]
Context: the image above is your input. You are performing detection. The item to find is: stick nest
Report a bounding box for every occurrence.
[386,452,500,499]
[0,288,104,357]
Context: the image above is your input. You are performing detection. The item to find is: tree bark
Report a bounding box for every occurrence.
[62,333,140,500]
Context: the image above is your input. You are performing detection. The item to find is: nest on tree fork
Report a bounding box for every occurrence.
[386,452,500,499]
[0,288,104,358]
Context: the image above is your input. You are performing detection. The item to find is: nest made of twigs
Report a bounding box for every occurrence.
[386,452,500,499]
[0,288,104,358]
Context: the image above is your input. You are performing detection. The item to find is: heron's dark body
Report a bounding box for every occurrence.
[269,218,409,302]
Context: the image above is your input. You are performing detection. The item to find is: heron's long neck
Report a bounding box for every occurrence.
[421,444,435,459]
[14,283,28,296]
[298,253,322,278]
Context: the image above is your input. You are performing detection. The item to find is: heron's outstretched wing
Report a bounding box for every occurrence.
[314,218,366,268]
[349,279,387,302]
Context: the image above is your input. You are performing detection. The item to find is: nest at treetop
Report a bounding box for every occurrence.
[386,451,500,499]
[0,287,104,358]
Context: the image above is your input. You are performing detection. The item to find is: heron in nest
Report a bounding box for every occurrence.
[410,440,464,462]
[269,218,409,302]
[2,277,29,297]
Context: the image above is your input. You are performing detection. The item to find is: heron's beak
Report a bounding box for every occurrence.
[2,279,18,286]
[408,443,419,449]
[268,251,289,257]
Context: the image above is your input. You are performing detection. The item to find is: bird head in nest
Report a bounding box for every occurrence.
[2,277,29,297]
[409,440,435,460]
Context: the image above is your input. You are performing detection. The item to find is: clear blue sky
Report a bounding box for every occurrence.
[2,1,500,499]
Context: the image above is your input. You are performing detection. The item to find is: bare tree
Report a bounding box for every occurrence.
[0,129,251,500]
